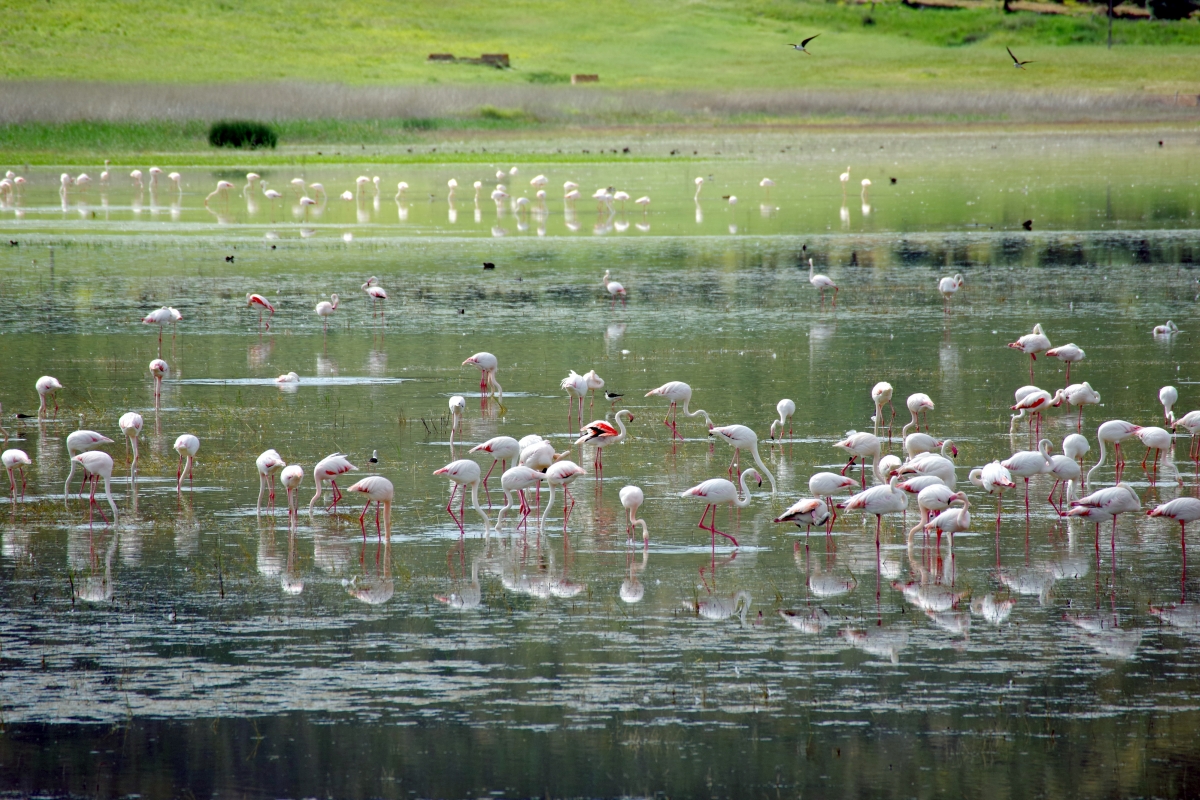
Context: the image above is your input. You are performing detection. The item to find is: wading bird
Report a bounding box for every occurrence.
[681,467,762,550]
[788,34,819,54]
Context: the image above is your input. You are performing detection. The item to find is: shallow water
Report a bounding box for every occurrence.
[1,133,1200,798]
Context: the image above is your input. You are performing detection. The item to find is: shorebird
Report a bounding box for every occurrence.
[1007,47,1034,70]
[789,35,819,54]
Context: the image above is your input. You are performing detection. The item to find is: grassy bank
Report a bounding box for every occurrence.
[3,0,1200,95]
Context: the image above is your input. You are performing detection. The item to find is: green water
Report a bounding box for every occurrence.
[1,132,1199,798]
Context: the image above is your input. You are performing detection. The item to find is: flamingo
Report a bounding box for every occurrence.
[709,424,777,493]
[118,412,143,474]
[809,471,860,528]
[1160,385,1179,425]
[1064,433,1091,478]
[3,449,31,500]
[901,393,935,436]
[908,484,962,541]
[680,467,762,549]
[281,464,304,519]
[35,375,63,419]
[246,293,275,331]
[173,434,200,491]
[620,485,649,541]
[924,494,971,548]
[1135,426,1173,479]
[315,294,339,331]
[64,428,115,502]
[169,172,182,192]
[693,177,705,200]
[1046,450,1082,515]
[770,398,796,441]
[130,170,143,190]
[576,410,633,473]
[1051,382,1102,431]
[871,381,895,439]
[969,461,1016,529]
[1087,420,1142,484]
[448,395,465,448]
[1001,438,1053,520]
[844,474,908,589]
[345,476,393,541]
[635,196,650,217]
[73,451,118,526]
[583,370,605,410]
[149,359,168,405]
[1148,497,1200,584]
[759,178,775,200]
[142,306,174,352]
[903,432,943,458]
[1045,343,1085,385]
[645,381,712,441]
[561,370,588,430]
[540,460,588,529]
[839,167,851,196]
[1010,388,1053,437]
[462,352,503,400]
[276,372,300,385]
[602,270,627,308]
[1152,320,1181,336]
[834,431,883,488]
[469,436,520,507]
[1174,411,1200,463]
[897,440,958,488]
[256,449,286,514]
[807,259,837,307]
[204,180,234,207]
[496,465,546,530]
[433,459,489,533]
[1007,323,1052,383]
[938,274,964,309]
[309,453,358,515]
[1068,483,1140,555]
[776,498,831,543]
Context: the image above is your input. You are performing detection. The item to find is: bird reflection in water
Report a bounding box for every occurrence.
[437,555,481,611]
[797,539,857,603]
[345,535,393,606]
[1064,611,1142,661]
[69,526,117,604]
[839,626,908,664]
[683,590,752,626]
[998,566,1055,606]
[619,540,649,604]
[970,594,1016,625]
[281,528,304,596]
[248,340,273,369]
[174,494,199,558]
[257,520,282,579]
[779,607,833,634]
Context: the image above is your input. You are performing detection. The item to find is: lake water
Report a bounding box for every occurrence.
[1,132,1199,798]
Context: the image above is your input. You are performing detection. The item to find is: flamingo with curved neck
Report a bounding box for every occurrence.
[681,467,761,549]
[709,424,777,493]
[645,381,711,440]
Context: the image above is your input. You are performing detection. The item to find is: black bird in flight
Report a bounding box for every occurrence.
[789,35,819,54]
[1007,47,1034,70]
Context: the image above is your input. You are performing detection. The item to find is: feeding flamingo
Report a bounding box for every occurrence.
[924,494,971,548]
[575,410,633,473]
[36,375,63,419]
[1046,449,1082,515]
[173,434,200,491]
[462,352,503,400]
[1068,483,1140,555]
[3,449,31,500]
[448,395,466,449]
[433,459,490,533]
[64,428,115,502]
[256,449,286,514]
[1152,320,1181,336]
[1160,385,1179,425]
[1087,420,1142,484]
[709,424,777,493]
[309,453,358,515]
[495,465,547,531]
[315,294,339,331]
[345,476,393,542]
[938,274,964,309]
[681,467,762,550]
[1007,323,1052,383]
[1135,426,1174,480]
[645,381,712,441]
[469,435,520,507]
[1001,438,1053,521]
[73,451,118,526]
[620,485,649,542]
[871,381,895,439]
[246,293,275,331]
[901,393,935,437]
[907,483,962,541]
[969,461,1017,529]
[1064,433,1091,478]
[1010,388,1053,437]
[118,412,143,474]
[540,460,588,529]
[149,359,168,406]
[281,464,304,519]
[769,398,796,441]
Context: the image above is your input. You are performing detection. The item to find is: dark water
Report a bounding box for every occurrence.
[1,139,1200,798]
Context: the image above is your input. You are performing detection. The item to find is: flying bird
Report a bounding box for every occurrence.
[789,35,819,54]
[1007,47,1033,70]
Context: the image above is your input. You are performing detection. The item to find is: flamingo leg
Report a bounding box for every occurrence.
[841,456,857,477]
[1181,521,1188,602]
[359,500,370,542]
[447,484,463,533]
[482,460,496,508]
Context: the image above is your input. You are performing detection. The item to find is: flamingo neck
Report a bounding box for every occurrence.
[735,468,756,508]
[103,476,118,526]
[748,440,777,493]
[470,480,489,527]
[680,399,711,426]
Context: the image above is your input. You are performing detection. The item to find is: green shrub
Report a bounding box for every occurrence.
[207,120,278,149]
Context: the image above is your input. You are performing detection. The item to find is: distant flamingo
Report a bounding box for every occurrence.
[2,449,31,500]
[345,475,394,541]
[74,451,118,526]
[64,428,115,501]
[173,434,200,491]
[1160,385,1179,425]
[583,370,605,410]
[770,398,796,441]
[645,381,712,440]
[1152,320,1181,336]
[1068,482,1140,555]
[1045,343,1085,385]
[142,306,174,353]
[1051,382,1101,431]
[1001,438,1053,521]
[1007,323,1052,383]
[448,395,465,449]
[901,393,935,436]
[620,485,649,541]
[808,259,837,307]
[315,294,339,332]
[759,178,775,200]
[149,359,168,406]
[1087,420,1142,484]
[204,180,234,207]
[576,410,633,473]
[462,352,503,400]
[603,270,627,308]
[281,464,304,519]
[834,431,883,488]
[469,435,520,507]
[561,370,588,430]
[709,424,777,493]
[871,381,895,439]
[256,449,286,514]
[839,167,851,196]
[309,453,358,516]
[118,412,143,474]
[969,461,1016,529]
[276,372,300,384]
[541,460,588,529]
[36,375,63,419]
[433,459,489,533]
[246,293,275,331]
[938,274,964,310]
[681,467,762,550]
[1010,388,1053,437]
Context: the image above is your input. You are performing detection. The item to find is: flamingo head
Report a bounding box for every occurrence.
[948,443,959,458]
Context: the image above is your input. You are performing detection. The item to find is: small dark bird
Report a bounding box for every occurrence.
[605,391,624,408]
[369,449,379,464]
[789,34,820,54]
[889,177,897,184]
[1022,219,1033,231]
[8,241,18,247]
[1007,47,1033,70]
[483,262,495,270]
[15,413,34,420]
[458,308,465,314]
[225,255,235,262]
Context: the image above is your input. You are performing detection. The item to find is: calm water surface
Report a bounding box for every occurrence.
[1,133,1199,798]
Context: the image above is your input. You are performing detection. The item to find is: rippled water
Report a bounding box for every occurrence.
[1,133,1199,798]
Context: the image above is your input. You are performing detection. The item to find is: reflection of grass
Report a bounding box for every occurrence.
[2,0,1198,94]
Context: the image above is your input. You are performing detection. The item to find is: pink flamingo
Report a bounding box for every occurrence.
[1160,386,1178,425]
[1007,323,1052,383]
[118,412,143,474]
[770,399,796,441]
[969,461,1016,530]
[1135,426,1173,480]
[496,465,546,531]
[602,270,626,308]
[645,381,712,441]
[681,467,762,550]
[1051,382,1101,431]
[462,352,503,400]
[575,410,633,473]
[844,474,908,597]
[541,460,588,530]
[281,464,304,520]
[871,381,895,439]
[1068,482,1140,556]
[1174,411,1200,463]
[1010,388,1053,438]
[173,434,200,491]
[246,293,276,331]
[149,359,168,406]
[583,369,605,411]
[74,451,118,526]
[924,493,971,549]
[808,259,837,307]
[620,485,649,542]
[833,431,883,488]
[315,294,339,332]
[36,376,63,419]
[775,498,831,544]
[448,396,465,449]
[256,449,286,514]
[710,424,777,492]
[361,277,388,318]
[1087,420,1142,484]
[1045,343,1085,385]
[907,483,960,541]
[433,459,489,533]
[809,471,860,529]
[309,453,358,515]
[469,435,520,507]
[561,370,588,431]
[901,393,934,437]
[2,449,31,500]
[142,307,175,354]
[345,476,393,541]
[1148,497,1200,589]
[1046,451,1082,515]
[64,428,115,501]
[1001,438,1053,522]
